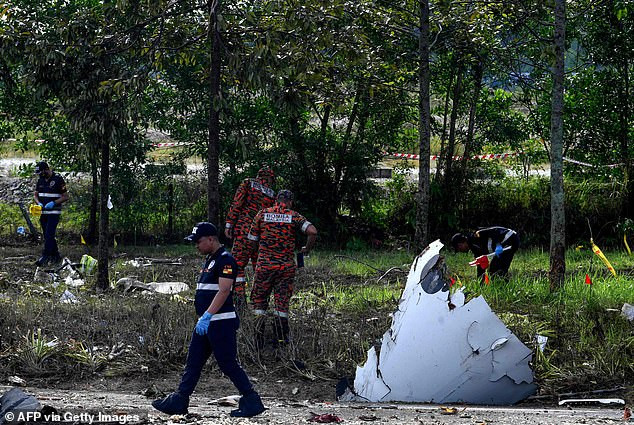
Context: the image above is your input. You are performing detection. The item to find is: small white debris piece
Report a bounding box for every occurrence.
[107,195,113,209]
[59,289,79,304]
[7,376,26,386]
[350,240,536,405]
[208,395,240,407]
[64,275,85,288]
[536,335,548,352]
[149,282,189,294]
[116,278,188,295]
[558,398,625,406]
[622,303,634,322]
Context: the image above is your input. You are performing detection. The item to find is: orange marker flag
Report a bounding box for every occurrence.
[585,274,592,285]
[81,234,86,245]
[450,277,456,287]
[484,273,490,285]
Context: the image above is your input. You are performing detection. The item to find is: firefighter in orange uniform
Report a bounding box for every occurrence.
[247,190,317,349]
[224,167,275,303]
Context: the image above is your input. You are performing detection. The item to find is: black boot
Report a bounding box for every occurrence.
[151,392,189,415]
[273,316,290,345]
[49,254,62,265]
[255,316,267,351]
[230,392,265,417]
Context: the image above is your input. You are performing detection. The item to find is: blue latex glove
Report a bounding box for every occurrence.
[44,201,56,210]
[195,312,213,335]
[494,244,504,257]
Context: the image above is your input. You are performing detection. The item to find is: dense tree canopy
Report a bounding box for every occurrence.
[0,0,632,270]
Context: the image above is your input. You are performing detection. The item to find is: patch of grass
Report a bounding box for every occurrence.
[0,244,632,396]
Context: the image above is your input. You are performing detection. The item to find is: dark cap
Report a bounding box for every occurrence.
[35,161,49,174]
[184,222,218,242]
[451,232,468,249]
[277,189,294,202]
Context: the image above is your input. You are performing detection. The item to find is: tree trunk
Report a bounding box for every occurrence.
[415,0,431,249]
[620,58,631,215]
[442,62,463,189]
[167,180,174,238]
[549,0,566,290]
[87,151,98,244]
[207,0,221,225]
[458,59,484,186]
[96,133,111,292]
[333,85,362,204]
[436,57,456,181]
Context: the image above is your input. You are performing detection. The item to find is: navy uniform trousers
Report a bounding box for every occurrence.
[177,318,253,397]
[40,214,61,257]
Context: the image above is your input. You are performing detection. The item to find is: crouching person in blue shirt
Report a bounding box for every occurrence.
[152,222,265,418]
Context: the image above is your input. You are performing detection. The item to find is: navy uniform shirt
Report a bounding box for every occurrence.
[194,246,238,320]
[467,226,518,256]
[36,172,67,215]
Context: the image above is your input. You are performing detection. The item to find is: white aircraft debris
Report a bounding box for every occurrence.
[346,240,537,405]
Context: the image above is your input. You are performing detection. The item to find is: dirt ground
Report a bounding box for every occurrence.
[0,384,627,425]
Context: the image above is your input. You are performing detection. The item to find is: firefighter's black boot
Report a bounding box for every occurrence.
[254,316,267,351]
[273,316,290,346]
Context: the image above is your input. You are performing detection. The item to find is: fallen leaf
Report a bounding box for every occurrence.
[440,406,458,415]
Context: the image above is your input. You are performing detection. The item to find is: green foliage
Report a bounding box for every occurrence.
[360,164,417,236]
[0,203,24,235]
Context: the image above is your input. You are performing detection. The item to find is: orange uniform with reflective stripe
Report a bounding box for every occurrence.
[225,177,275,296]
[249,203,311,314]
[226,178,275,240]
[249,204,310,269]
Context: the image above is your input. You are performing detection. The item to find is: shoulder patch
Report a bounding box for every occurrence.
[263,213,293,223]
[222,264,233,274]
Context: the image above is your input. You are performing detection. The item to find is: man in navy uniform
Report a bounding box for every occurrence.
[152,222,265,418]
[34,161,69,266]
[451,226,520,280]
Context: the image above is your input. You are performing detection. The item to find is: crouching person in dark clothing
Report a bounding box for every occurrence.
[152,222,265,418]
[451,226,520,281]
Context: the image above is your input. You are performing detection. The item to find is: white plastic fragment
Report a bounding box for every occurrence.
[64,275,85,288]
[536,335,548,352]
[349,240,537,405]
[59,289,79,304]
[116,278,188,294]
[7,376,26,386]
[622,303,634,322]
[558,398,625,406]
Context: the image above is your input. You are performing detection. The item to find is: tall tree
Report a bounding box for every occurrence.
[207,0,221,225]
[549,0,566,289]
[415,0,431,249]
